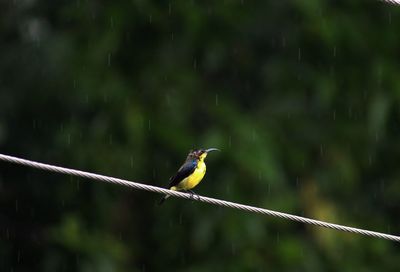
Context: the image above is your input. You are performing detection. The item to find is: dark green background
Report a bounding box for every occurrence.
[1,0,400,271]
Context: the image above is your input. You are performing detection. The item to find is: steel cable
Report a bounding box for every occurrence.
[0,153,399,242]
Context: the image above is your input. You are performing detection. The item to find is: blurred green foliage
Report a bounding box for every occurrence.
[1,0,400,271]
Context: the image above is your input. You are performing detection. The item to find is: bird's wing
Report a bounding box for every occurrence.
[168,160,197,188]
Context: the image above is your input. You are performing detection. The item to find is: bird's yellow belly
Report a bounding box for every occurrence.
[177,162,206,190]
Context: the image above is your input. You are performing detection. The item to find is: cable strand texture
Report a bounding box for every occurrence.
[381,0,400,4]
[0,153,399,242]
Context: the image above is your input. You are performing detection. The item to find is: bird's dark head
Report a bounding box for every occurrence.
[189,148,220,161]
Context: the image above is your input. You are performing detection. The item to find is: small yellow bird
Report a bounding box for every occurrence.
[159,148,219,204]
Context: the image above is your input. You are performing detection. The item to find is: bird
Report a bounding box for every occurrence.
[158,148,220,205]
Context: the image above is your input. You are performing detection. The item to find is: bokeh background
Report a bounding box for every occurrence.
[1,0,400,271]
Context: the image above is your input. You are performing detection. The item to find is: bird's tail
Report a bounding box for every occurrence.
[158,194,170,205]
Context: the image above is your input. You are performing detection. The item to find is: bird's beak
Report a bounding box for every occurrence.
[205,148,220,153]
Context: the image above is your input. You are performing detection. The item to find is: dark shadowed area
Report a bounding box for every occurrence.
[1,0,400,271]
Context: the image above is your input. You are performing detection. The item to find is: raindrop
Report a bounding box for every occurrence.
[171,32,174,41]
[276,232,280,244]
[130,156,134,168]
[73,79,77,89]
[17,250,21,263]
[180,252,186,265]
[368,155,372,165]
[193,58,197,70]
[169,2,172,15]
[215,94,219,106]
[149,14,152,24]
[281,35,286,47]
[166,93,171,106]
[110,16,114,28]
[333,110,336,121]
[388,12,392,24]
[228,136,232,148]
[231,242,236,255]
[298,48,301,61]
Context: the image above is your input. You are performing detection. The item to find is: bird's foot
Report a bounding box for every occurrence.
[186,190,200,201]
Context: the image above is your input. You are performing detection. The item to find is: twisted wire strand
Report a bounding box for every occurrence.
[381,0,400,4]
[0,153,399,242]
